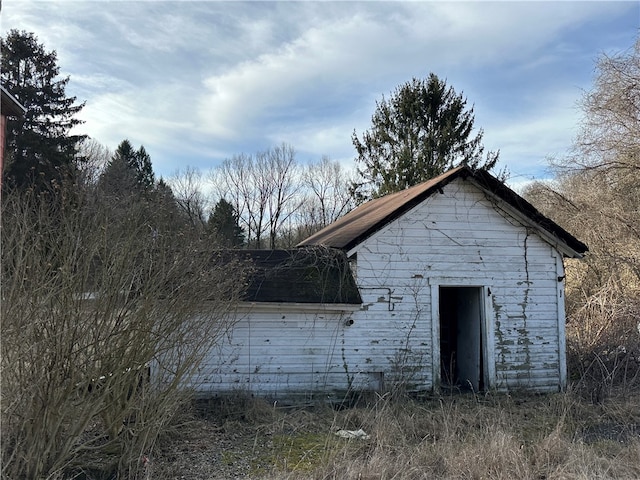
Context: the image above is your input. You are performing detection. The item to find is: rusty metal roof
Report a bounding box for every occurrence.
[298,166,588,257]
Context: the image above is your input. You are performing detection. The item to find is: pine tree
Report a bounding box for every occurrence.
[150,178,187,235]
[99,140,155,199]
[352,73,499,201]
[1,30,86,192]
[133,146,155,191]
[208,198,245,248]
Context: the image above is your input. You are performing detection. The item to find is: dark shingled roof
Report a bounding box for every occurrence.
[298,166,588,257]
[231,247,362,304]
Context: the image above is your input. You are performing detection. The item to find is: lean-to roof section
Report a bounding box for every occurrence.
[228,247,362,304]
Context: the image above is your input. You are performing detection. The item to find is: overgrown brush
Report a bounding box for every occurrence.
[0,188,247,479]
[522,38,640,402]
[566,281,640,402]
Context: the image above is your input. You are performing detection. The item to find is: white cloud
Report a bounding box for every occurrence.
[78,83,196,151]
[196,11,402,138]
[3,0,637,181]
[194,1,627,142]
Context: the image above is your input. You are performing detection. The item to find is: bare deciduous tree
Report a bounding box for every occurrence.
[298,155,356,239]
[77,138,112,185]
[170,166,209,232]
[571,38,640,174]
[1,187,247,479]
[210,143,301,249]
[212,152,268,248]
[266,143,301,249]
[543,39,640,294]
[524,38,640,398]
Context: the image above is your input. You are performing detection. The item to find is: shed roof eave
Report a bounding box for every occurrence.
[1,86,26,117]
[466,176,588,258]
[299,166,588,258]
[235,301,361,313]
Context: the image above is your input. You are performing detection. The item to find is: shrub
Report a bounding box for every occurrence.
[1,188,247,479]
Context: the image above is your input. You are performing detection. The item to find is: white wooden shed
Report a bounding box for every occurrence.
[194,166,587,398]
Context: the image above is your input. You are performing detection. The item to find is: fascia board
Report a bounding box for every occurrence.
[471,180,584,259]
[235,302,361,313]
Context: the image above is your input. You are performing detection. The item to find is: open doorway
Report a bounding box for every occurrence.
[439,286,485,391]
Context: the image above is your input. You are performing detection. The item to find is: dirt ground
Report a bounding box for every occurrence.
[151,398,334,479]
[149,393,640,480]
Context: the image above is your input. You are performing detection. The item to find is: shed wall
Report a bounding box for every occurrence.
[345,177,565,392]
[195,177,566,397]
[191,308,364,399]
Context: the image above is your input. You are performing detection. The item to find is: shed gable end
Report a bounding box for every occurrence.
[347,178,567,392]
[349,176,556,260]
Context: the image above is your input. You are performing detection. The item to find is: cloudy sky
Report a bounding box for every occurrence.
[2,1,638,186]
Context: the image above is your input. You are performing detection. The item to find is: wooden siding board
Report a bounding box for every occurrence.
[370,246,555,259]
[364,262,558,275]
[192,373,383,394]
[555,253,568,389]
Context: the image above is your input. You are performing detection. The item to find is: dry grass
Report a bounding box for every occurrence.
[151,391,640,480]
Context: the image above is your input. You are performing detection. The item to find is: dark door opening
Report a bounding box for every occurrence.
[439,286,485,391]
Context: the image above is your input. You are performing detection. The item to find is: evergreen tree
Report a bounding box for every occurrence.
[1,30,86,192]
[129,145,155,191]
[207,198,245,248]
[99,140,155,199]
[151,177,187,235]
[352,73,499,201]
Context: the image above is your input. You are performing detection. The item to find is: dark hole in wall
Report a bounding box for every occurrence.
[439,286,484,391]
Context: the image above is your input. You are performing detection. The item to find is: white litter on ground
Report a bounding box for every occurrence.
[334,428,370,440]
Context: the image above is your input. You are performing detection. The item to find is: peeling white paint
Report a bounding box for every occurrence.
[191,178,568,396]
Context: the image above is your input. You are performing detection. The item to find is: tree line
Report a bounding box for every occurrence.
[2,29,500,253]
